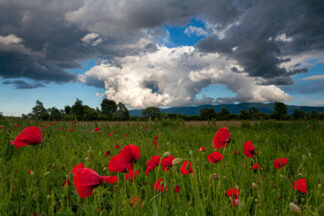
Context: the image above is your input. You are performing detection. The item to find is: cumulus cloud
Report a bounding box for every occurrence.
[79,46,292,108]
[81,33,103,46]
[0,34,22,45]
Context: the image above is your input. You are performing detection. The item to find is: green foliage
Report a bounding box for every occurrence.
[112,102,129,121]
[71,98,85,120]
[271,102,288,120]
[217,108,231,120]
[31,100,49,120]
[101,99,117,117]
[200,108,217,120]
[142,107,161,119]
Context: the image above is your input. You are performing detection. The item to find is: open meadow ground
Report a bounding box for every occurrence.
[0,119,323,215]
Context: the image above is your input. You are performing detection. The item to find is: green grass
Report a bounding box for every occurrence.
[0,119,323,215]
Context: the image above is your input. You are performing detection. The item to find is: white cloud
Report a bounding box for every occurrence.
[79,46,292,108]
[302,75,324,81]
[184,26,207,37]
[81,33,102,46]
[0,34,22,45]
[275,33,293,42]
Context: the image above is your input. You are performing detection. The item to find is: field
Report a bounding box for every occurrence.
[0,119,323,215]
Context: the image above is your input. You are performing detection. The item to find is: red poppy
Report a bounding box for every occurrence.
[227,187,240,207]
[105,150,111,157]
[14,124,19,128]
[243,140,256,158]
[112,130,116,134]
[114,144,120,149]
[125,169,140,181]
[234,150,238,155]
[151,155,161,165]
[212,127,231,149]
[94,127,100,132]
[62,166,65,171]
[108,132,112,136]
[174,185,180,193]
[251,163,262,170]
[73,120,76,124]
[153,178,168,192]
[152,135,158,149]
[199,146,206,152]
[73,150,77,155]
[28,169,31,174]
[108,145,141,172]
[72,163,118,198]
[161,155,175,171]
[207,152,223,163]
[57,127,61,131]
[293,178,308,194]
[11,126,42,149]
[180,161,193,175]
[273,158,288,169]
[108,154,131,172]
[130,196,143,208]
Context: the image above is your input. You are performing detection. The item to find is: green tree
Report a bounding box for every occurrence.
[47,107,63,120]
[31,100,49,120]
[200,108,217,120]
[217,108,231,120]
[292,109,306,120]
[271,102,288,120]
[0,112,3,119]
[71,98,85,120]
[142,107,161,120]
[64,105,72,114]
[112,102,129,121]
[83,105,99,120]
[101,99,117,118]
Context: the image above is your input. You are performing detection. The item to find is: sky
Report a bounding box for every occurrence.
[0,0,324,116]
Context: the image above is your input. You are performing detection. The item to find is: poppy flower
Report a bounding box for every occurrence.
[152,135,158,149]
[130,196,143,208]
[174,185,180,193]
[207,152,223,163]
[57,127,61,131]
[73,120,76,124]
[251,163,262,170]
[72,163,118,198]
[292,178,308,194]
[151,155,161,165]
[62,177,71,187]
[108,132,112,136]
[112,130,116,134]
[108,145,141,172]
[73,150,77,155]
[234,150,238,156]
[11,126,42,149]
[114,144,120,149]
[14,124,19,128]
[199,146,206,152]
[273,158,288,169]
[227,187,240,207]
[161,155,175,171]
[153,178,168,192]
[180,161,193,175]
[94,127,100,132]
[212,127,231,149]
[125,169,140,181]
[105,150,111,157]
[243,140,256,158]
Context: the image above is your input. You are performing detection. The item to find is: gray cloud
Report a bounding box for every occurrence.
[3,80,45,89]
[197,0,324,85]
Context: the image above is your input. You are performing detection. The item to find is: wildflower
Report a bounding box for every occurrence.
[207,152,223,163]
[212,127,231,149]
[293,179,308,194]
[11,126,42,149]
[180,161,193,175]
[243,140,256,158]
[273,158,288,169]
[153,178,168,192]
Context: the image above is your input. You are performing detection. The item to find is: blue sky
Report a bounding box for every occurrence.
[1,1,324,116]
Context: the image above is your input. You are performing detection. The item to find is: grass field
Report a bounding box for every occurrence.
[0,119,323,215]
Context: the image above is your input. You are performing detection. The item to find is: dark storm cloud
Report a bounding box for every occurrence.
[197,0,324,85]
[3,80,45,89]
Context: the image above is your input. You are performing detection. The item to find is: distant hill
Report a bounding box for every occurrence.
[129,103,324,116]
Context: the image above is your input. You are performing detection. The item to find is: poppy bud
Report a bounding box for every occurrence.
[103,167,108,171]
[318,184,322,188]
[252,183,258,190]
[162,152,171,158]
[46,195,51,200]
[254,198,259,203]
[44,171,50,176]
[30,171,34,176]
[85,157,89,161]
[223,176,228,180]
[172,158,184,166]
[289,202,302,215]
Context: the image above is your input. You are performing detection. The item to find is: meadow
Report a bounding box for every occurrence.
[0,119,323,215]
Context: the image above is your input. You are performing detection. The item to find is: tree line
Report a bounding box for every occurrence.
[14,100,324,121]
[21,98,129,121]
